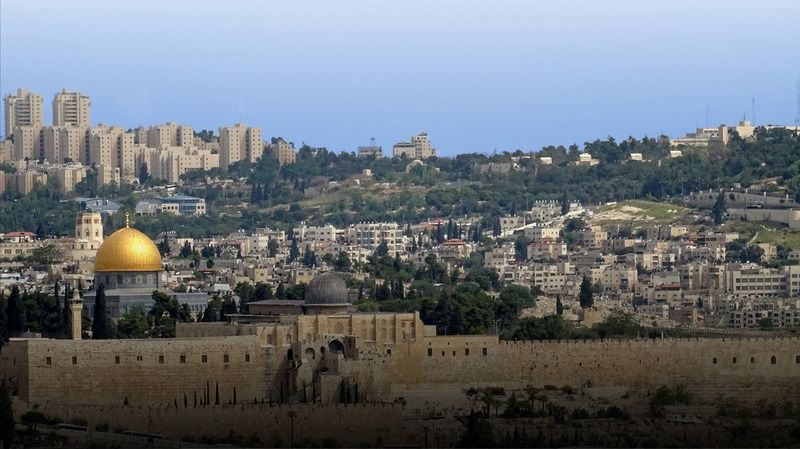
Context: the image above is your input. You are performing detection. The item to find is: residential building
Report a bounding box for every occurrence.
[90,125,135,176]
[145,122,194,149]
[4,88,43,138]
[52,90,91,128]
[219,124,262,167]
[346,222,404,255]
[11,125,43,160]
[267,138,297,166]
[43,126,88,164]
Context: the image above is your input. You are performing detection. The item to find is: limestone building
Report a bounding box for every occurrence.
[4,88,43,138]
[145,122,194,149]
[392,132,436,159]
[268,138,297,166]
[52,89,91,128]
[219,124,263,168]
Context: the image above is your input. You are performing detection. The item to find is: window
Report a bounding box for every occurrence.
[465,348,470,356]
[386,349,392,356]
[732,357,737,364]
[180,355,186,363]
[771,356,777,365]
[72,356,77,365]
[712,357,717,364]
[201,355,208,363]
[223,354,229,363]
[482,348,488,356]
[114,356,120,364]
[46,357,52,366]
[136,355,143,361]
[427,348,432,357]
[245,354,250,362]
[796,355,800,364]
[750,357,755,364]
[158,355,164,364]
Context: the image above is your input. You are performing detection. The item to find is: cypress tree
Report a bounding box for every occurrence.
[6,286,26,336]
[0,296,8,346]
[556,295,564,316]
[92,284,109,339]
[0,382,14,448]
[579,277,594,309]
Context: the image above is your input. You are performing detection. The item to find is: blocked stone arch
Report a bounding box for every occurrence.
[334,322,344,334]
[328,339,345,354]
[304,347,316,361]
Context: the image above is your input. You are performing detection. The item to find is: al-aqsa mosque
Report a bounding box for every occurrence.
[83,214,207,318]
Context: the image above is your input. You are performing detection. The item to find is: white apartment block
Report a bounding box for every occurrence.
[220,124,262,168]
[52,90,90,128]
[293,223,338,244]
[346,222,405,256]
[724,264,800,299]
[522,225,561,241]
[4,88,43,138]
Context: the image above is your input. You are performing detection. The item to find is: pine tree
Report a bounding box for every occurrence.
[92,284,109,339]
[6,286,25,336]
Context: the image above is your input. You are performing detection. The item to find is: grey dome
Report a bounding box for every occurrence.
[304,273,349,305]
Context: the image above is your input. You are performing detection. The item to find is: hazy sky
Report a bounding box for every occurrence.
[2,0,799,155]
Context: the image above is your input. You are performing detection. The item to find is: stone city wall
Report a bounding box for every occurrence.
[403,336,800,404]
[14,400,404,447]
[7,337,269,406]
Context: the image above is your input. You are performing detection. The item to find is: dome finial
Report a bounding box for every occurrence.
[125,212,130,228]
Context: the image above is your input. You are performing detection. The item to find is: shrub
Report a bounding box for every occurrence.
[20,411,59,426]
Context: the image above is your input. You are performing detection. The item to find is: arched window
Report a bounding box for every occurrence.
[770,356,777,365]
[712,357,717,364]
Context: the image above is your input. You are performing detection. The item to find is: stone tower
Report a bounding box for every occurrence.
[69,286,83,340]
[75,212,103,246]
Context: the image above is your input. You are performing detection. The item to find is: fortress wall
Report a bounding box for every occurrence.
[410,336,800,403]
[16,337,270,406]
[14,400,404,447]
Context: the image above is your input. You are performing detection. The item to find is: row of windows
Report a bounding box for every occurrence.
[711,355,800,365]
[45,353,250,366]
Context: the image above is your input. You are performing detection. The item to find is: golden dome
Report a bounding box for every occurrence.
[94,223,163,273]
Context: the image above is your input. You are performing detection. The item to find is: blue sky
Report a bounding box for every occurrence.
[2,0,799,155]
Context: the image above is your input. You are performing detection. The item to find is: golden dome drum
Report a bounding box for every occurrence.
[94,225,163,273]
